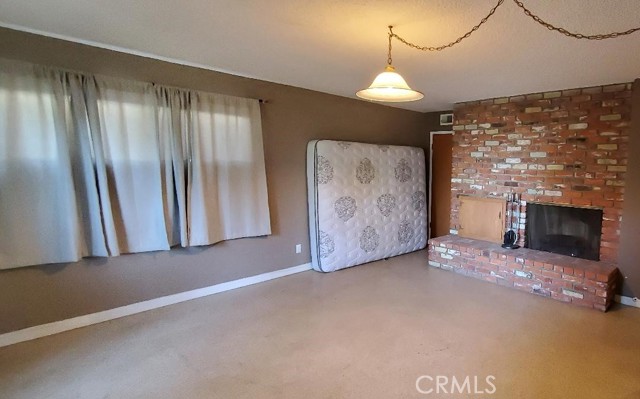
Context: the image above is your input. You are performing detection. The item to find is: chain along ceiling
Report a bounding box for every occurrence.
[0,0,639,112]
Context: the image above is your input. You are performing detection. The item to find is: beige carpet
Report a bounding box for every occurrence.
[1,250,639,398]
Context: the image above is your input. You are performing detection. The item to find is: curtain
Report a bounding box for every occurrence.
[187,91,271,246]
[156,88,189,247]
[86,77,172,254]
[0,60,271,269]
[0,62,106,267]
[157,88,271,246]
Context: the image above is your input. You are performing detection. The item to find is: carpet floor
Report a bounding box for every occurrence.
[1,250,639,398]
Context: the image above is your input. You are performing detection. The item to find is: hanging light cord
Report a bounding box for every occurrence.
[387,27,393,65]
[389,0,640,53]
[389,0,504,52]
[512,0,640,39]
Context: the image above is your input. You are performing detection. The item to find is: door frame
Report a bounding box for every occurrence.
[428,130,454,239]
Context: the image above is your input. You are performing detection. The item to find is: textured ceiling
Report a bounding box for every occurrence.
[0,0,639,112]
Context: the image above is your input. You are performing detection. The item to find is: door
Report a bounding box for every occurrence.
[429,132,453,238]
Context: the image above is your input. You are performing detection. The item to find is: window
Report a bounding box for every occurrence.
[0,60,270,269]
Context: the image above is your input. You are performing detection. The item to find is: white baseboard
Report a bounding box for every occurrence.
[0,263,312,348]
[616,295,640,308]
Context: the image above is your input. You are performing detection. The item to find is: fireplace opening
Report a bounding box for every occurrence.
[525,202,603,261]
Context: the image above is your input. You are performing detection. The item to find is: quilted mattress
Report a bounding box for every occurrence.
[307,140,428,272]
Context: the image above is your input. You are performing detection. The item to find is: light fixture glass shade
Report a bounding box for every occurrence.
[356,65,424,102]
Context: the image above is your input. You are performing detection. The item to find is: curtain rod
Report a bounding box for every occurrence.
[148,80,268,104]
[0,59,271,104]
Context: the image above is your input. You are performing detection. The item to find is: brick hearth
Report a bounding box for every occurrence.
[428,235,619,311]
[431,83,631,311]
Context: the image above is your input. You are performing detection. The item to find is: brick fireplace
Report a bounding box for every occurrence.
[428,83,631,311]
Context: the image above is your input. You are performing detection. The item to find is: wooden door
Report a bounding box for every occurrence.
[430,133,453,238]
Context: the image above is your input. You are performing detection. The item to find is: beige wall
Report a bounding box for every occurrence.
[0,27,442,334]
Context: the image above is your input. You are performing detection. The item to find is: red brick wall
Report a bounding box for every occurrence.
[428,235,619,311]
[451,83,633,262]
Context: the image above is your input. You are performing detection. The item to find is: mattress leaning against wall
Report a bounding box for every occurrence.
[306,140,428,272]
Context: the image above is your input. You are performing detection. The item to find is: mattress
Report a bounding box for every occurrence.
[307,140,427,272]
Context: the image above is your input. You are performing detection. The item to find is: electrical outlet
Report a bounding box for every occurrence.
[295,244,302,254]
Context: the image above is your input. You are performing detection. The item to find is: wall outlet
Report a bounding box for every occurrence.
[295,244,302,254]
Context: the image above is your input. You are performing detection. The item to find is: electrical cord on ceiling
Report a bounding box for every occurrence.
[512,0,640,39]
[389,0,640,52]
[390,0,505,52]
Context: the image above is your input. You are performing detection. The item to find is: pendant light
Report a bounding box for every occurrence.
[356,2,640,102]
[356,26,424,103]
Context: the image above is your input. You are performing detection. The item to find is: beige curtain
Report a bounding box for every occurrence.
[0,62,107,267]
[0,59,271,269]
[159,88,271,247]
[85,76,173,255]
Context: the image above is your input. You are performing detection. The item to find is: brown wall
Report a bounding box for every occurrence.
[618,80,640,298]
[0,27,442,334]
